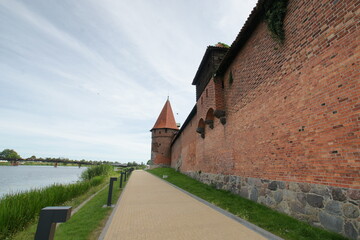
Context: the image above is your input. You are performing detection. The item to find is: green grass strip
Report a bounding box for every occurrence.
[10,182,107,240]
[148,168,349,240]
[54,177,123,240]
[0,176,105,239]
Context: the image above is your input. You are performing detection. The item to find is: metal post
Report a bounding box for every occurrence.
[107,177,117,207]
[34,206,72,240]
[119,172,123,188]
[124,171,127,182]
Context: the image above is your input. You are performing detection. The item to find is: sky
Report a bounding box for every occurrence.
[0,0,258,163]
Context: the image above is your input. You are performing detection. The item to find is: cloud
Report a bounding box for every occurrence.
[0,0,258,162]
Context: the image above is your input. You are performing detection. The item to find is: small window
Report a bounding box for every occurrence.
[229,71,233,85]
[159,131,161,134]
[165,129,168,133]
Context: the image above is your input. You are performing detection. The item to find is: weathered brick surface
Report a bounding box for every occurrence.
[171,0,359,189]
[165,1,359,238]
[151,129,178,166]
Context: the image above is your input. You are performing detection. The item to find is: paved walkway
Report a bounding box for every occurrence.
[101,170,279,240]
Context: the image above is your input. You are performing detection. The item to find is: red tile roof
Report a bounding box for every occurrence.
[151,100,178,130]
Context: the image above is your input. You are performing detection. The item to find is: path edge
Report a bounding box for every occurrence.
[98,174,131,240]
[146,170,284,240]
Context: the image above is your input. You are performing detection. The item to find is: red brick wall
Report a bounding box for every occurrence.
[171,0,359,189]
[151,129,178,165]
[171,117,197,170]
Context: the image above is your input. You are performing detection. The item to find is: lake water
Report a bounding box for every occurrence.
[0,165,87,199]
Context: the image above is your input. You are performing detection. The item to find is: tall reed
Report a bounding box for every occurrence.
[0,176,104,239]
[81,164,113,180]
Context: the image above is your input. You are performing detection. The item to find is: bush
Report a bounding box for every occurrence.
[81,164,113,181]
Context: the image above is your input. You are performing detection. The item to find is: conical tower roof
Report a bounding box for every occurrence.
[151,99,178,131]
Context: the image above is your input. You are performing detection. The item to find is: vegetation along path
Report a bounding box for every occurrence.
[100,170,280,240]
[148,168,350,240]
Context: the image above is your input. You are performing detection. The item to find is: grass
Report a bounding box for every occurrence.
[55,179,123,240]
[81,165,113,181]
[10,171,127,240]
[10,182,108,240]
[0,177,105,239]
[0,164,114,239]
[148,168,349,240]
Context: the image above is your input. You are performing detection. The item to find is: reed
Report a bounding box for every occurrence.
[81,164,113,181]
[0,175,105,239]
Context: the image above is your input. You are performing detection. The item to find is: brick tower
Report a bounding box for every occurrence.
[150,99,179,166]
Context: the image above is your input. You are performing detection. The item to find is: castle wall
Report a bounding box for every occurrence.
[151,128,177,166]
[170,0,359,238]
[171,116,197,171]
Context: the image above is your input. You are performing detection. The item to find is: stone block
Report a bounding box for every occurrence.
[283,190,296,201]
[305,205,320,221]
[250,187,258,201]
[278,181,286,189]
[247,177,262,187]
[306,194,324,208]
[276,201,290,214]
[311,185,330,197]
[268,181,278,191]
[259,187,266,197]
[297,192,307,206]
[257,196,266,205]
[319,212,343,233]
[343,203,360,218]
[347,189,360,201]
[261,179,270,184]
[344,222,358,240]
[332,188,347,201]
[290,201,306,214]
[265,189,272,195]
[325,201,342,216]
[274,191,283,203]
[229,175,237,184]
[289,182,301,192]
[240,187,249,199]
[299,183,311,193]
[265,196,276,207]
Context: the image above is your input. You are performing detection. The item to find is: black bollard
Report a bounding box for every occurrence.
[124,171,127,182]
[119,172,124,188]
[34,206,72,240]
[107,177,117,207]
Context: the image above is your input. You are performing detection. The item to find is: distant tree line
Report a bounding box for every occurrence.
[0,149,145,166]
[126,161,145,167]
[0,149,99,165]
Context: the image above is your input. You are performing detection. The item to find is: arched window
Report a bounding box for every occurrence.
[205,108,214,129]
[196,118,205,138]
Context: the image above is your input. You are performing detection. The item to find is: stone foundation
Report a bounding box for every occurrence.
[185,171,360,240]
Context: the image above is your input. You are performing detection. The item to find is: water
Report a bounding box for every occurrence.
[0,165,87,198]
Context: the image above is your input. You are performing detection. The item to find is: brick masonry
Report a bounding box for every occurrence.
[151,129,178,166]
[153,0,360,238]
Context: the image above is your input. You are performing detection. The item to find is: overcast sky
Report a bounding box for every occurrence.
[0,0,257,163]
